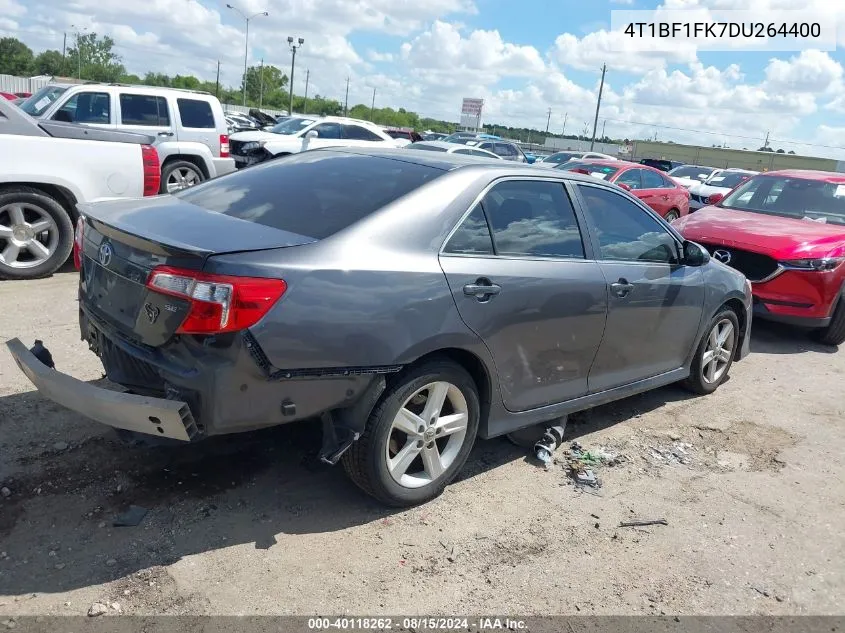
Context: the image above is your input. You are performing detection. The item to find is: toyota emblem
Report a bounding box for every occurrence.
[713,249,732,264]
[98,242,113,267]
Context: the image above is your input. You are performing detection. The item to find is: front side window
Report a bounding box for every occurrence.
[53,92,111,124]
[343,124,383,141]
[577,185,680,263]
[312,122,342,139]
[177,98,214,128]
[616,169,643,190]
[481,180,585,259]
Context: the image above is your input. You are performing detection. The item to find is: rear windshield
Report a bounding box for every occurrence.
[559,162,620,180]
[641,159,670,170]
[407,143,448,152]
[544,152,580,164]
[669,165,715,180]
[174,151,445,239]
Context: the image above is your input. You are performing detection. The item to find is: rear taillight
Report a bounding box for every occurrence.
[141,145,161,196]
[146,266,286,334]
[219,134,230,158]
[73,215,85,270]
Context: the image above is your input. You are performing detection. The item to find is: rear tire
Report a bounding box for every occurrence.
[664,209,680,222]
[342,359,480,507]
[0,187,73,281]
[682,307,740,395]
[812,298,845,346]
[160,160,204,194]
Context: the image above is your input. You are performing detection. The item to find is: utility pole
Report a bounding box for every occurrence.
[545,107,552,135]
[589,63,607,151]
[287,36,304,115]
[303,69,310,114]
[344,77,350,116]
[601,119,606,140]
[562,112,568,137]
[258,58,264,108]
[61,33,67,74]
[764,131,770,148]
[370,87,376,120]
[226,5,270,107]
[215,60,221,98]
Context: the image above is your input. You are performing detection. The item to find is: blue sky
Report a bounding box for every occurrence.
[4,0,845,157]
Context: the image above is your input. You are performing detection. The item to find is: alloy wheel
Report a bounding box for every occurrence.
[385,381,469,489]
[701,318,735,384]
[664,210,679,221]
[166,167,201,193]
[0,202,59,269]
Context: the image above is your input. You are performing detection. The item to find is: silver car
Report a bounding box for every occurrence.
[7,148,752,507]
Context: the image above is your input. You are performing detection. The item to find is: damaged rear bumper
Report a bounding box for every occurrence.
[6,337,198,441]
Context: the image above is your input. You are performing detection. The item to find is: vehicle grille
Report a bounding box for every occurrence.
[229,139,247,156]
[698,243,780,281]
[691,193,708,205]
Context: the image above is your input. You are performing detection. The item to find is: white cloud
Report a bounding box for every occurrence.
[550,30,698,75]
[763,50,843,95]
[367,50,394,63]
[0,0,26,18]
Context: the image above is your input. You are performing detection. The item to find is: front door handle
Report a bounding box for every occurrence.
[158,131,174,137]
[463,279,501,300]
[610,279,634,298]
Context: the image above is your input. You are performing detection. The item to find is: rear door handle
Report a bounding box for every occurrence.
[463,279,501,300]
[610,279,634,298]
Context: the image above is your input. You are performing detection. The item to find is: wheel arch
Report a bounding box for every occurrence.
[161,154,210,179]
[0,182,79,222]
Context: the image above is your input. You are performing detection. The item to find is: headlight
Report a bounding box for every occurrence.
[241,141,265,151]
[782,258,844,272]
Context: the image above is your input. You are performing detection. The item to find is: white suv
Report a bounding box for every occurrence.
[229,115,400,168]
[19,84,235,193]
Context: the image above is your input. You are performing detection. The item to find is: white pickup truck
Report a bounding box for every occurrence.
[0,98,159,280]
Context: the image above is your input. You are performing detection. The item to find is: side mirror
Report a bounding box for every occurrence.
[305,130,318,139]
[682,241,710,267]
[617,183,632,191]
[707,192,724,204]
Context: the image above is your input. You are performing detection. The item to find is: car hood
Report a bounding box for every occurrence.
[672,177,699,189]
[229,130,285,142]
[673,206,845,259]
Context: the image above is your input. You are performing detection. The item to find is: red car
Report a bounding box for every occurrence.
[0,92,17,101]
[559,159,690,220]
[672,169,845,345]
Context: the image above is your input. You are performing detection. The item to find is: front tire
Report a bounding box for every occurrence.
[342,359,480,507]
[160,160,204,194]
[664,209,680,222]
[812,297,845,346]
[682,308,740,395]
[0,187,73,280]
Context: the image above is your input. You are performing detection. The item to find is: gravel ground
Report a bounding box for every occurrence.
[0,268,843,616]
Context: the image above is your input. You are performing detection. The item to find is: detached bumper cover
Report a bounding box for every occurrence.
[5,338,197,441]
[738,298,753,360]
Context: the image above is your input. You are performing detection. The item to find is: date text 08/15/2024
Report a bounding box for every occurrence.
[623,21,821,39]
[307,618,527,630]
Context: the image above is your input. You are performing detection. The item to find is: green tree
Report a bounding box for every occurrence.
[66,33,125,82]
[31,49,65,76]
[0,37,34,75]
[241,64,288,105]
[171,74,201,90]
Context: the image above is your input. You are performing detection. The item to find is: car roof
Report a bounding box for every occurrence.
[761,169,845,183]
[317,147,610,183]
[60,83,216,98]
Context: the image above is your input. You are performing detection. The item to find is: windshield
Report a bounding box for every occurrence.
[19,86,69,117]
[705,172,752,188]
[558,161,620,180]
[386,130,409,139]
[670,166,715,180]
[269,117,315,135]
[720,176,845,225]
[545,152,581,164]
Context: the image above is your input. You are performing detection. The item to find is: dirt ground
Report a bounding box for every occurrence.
[0,267,843,617]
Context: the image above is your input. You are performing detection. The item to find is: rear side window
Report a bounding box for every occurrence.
[119,94,170,126]
[175,152,445,240]
[444,205,494,255]
[482,180,585,259]
[312,122,342,139]
[642,169,667,189]
[343,124,383,141]
[177,98,215,128]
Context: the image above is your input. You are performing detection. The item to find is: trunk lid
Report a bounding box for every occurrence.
[78,196,314,346]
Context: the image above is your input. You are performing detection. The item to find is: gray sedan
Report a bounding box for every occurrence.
[7,148,752,507]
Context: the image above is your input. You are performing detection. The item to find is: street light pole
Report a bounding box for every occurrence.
[288,36,304,115]
[589,63,607,151]
[226,4,269,107]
